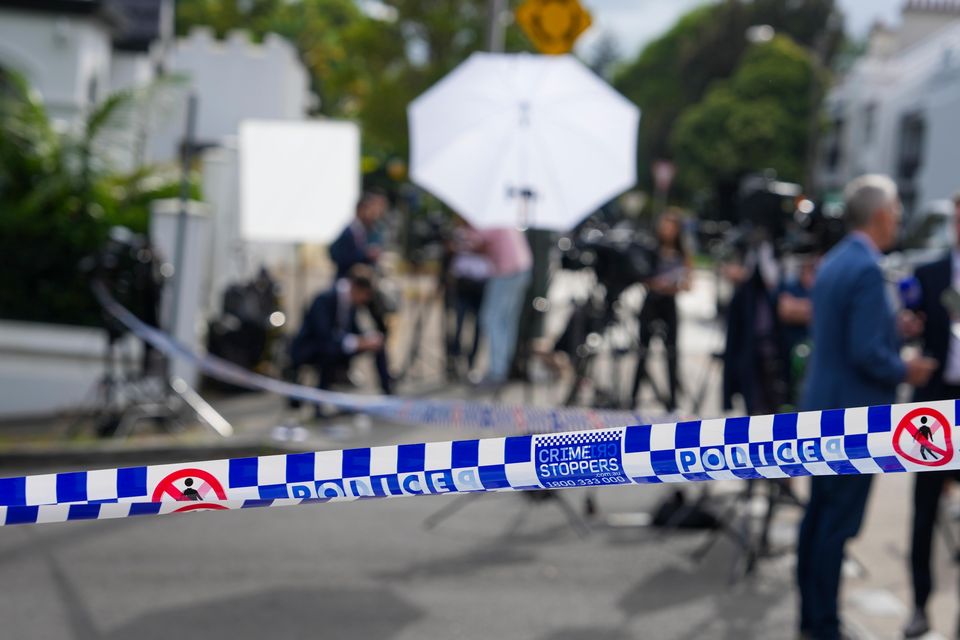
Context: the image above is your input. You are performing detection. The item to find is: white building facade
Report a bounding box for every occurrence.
[0,1,317,416]
[817,1,960,215]
[152,26,313,159]
[0,0,173,125]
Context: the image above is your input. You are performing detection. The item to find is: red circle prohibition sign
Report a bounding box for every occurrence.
[151,468,228,502]
[893,407,954,467]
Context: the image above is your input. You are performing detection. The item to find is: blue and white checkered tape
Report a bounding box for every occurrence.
[1,399,957,526]
[91,281,667,436]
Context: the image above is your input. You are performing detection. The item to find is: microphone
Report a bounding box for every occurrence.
[899,276,922,311]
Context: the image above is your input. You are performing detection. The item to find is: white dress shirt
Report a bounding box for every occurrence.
[336,279,359,355]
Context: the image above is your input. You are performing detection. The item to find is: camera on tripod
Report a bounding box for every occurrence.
[73,227,168,437]
[559,223,657,323]
[709,173,845,261]
[82,226,165,344]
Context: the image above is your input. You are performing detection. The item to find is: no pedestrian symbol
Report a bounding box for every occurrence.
[152,468,229,513]
[893,407,954,467]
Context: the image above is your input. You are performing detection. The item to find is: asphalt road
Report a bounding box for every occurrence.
[0,478,801,640]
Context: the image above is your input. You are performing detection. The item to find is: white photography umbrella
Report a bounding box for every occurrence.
[408,52,640,231]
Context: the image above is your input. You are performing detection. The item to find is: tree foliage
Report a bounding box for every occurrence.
[0,70,194,325]
[175,0,533,158]
[613,0,841,191]
[670,35,820,190]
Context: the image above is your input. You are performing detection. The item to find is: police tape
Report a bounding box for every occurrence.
[0,399,956,526]
[93,281,665,435]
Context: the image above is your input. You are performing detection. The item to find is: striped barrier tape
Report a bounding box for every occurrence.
[93,281,667,434]
[0,398,956,526]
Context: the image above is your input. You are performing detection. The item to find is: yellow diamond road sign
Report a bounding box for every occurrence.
[516,0,592,55]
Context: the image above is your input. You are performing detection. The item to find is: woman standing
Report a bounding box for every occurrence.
[631,209,692,411]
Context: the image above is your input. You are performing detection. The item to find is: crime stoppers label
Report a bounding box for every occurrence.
[534,430,628,488]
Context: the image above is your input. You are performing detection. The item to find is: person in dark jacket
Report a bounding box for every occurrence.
[330,190,391,340]
[329,191,388,280]
[796,175,936,640]
[631,209,691,411]
[290,265,391,396]
[722,234,787,416]
[903,192,960,639]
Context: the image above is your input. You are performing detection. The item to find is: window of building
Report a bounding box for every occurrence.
[824,117,845,171]
[87,75,98,105]
[896,111,926,214]
[862,103,876,143]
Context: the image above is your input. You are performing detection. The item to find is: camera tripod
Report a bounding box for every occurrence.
[395,274,448,386]
[67,330,232,440]
[658,478,804,583]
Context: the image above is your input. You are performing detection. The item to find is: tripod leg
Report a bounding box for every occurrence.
[583,490,597,518]
[170,377,233,437]
[548,492,591,538]
[691,486,754,563]
[757,480,780,556]
[563,353,594,407]
[657,486,709,534]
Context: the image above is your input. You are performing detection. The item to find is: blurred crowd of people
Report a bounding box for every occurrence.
[285,175,960,640]
[720,178,960,640]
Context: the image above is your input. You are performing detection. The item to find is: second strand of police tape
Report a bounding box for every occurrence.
[92,281,667,436]
[0,399,956,526]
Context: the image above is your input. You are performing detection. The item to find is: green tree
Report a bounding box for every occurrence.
[670,35,821,191]
[175,0,535,158]
[176,0,403,119]
[613,0,841,191]
[358,0,532,156]
[0,70,193,325]
[587,31,622,80]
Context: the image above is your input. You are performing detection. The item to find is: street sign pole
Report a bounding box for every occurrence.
[487,0,506,52]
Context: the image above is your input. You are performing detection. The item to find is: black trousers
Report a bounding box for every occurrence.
[798,474,873,639]
[448,277,485,369]
[631,294,679,410]
[911,468,960,610]
[909,383,960,611]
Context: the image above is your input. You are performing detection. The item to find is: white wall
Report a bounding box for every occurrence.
[147,27,313,163]
[899,8,960,51]
[818,18,960,209]
[919,62,960,202]
[0,8,112,124]
[110,50,155,93]
[0,321,142,419]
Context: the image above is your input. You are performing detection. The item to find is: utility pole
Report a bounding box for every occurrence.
[487,0,506,52]
[168,92,198,335]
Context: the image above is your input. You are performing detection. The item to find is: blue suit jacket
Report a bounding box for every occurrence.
[913,254,952,402]
[801,235,905,411]
[329,224,372,280]
[289,288,358,367]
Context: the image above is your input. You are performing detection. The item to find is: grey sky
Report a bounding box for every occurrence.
[575,0,905,58]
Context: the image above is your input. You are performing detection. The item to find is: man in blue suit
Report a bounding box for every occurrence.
[797,175,936,640]
[329,191,388,280]
[290,265,392,396]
